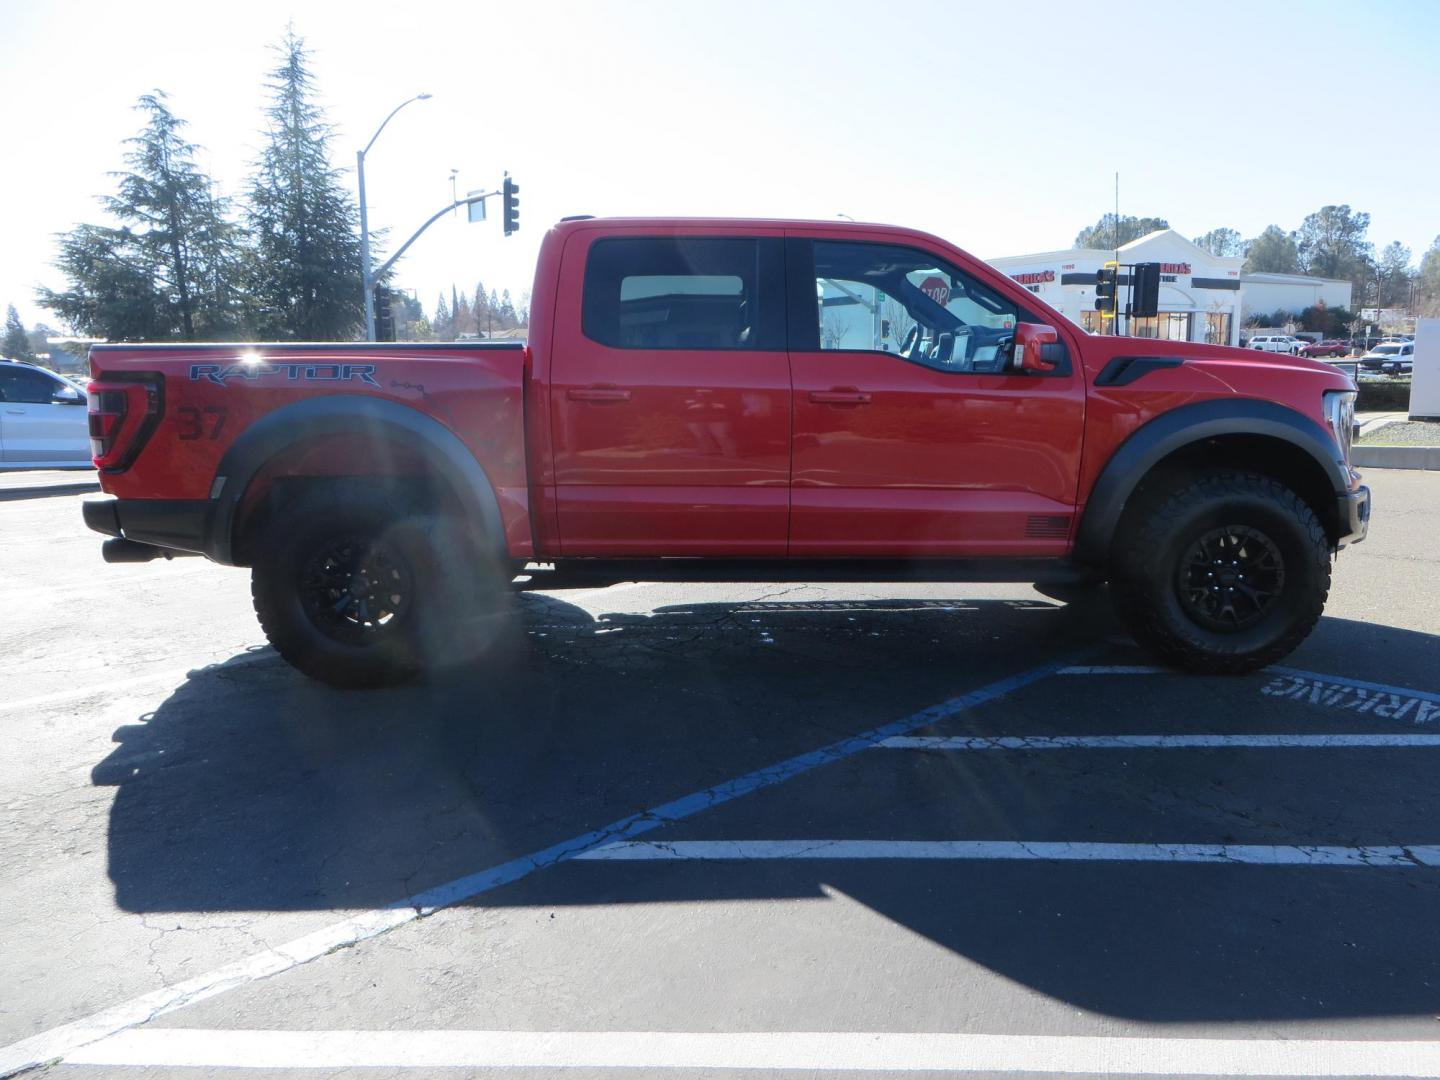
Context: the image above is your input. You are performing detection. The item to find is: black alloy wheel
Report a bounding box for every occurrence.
[1175,525,1285,633]
[299,537,414,646]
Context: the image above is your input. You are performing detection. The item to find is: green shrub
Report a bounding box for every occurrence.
[1356,377,1411,411]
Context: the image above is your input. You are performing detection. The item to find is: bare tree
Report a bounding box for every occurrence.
[820,312,850,349]
[883,296,916,350]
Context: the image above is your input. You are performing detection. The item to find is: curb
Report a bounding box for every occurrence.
[1353,446,1440,471]
[0,481,101,501]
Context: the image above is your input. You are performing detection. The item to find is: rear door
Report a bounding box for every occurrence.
[786,234,1086,557]
[548,230,791,556]
[0,366,89,464]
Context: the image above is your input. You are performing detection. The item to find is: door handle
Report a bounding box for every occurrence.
[567,387,632,403]
[5,408,24,415]
[808,388,871,405]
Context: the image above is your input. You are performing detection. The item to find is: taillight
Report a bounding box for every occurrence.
[87,375,163,471]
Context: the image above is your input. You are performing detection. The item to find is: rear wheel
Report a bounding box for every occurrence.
[251,486,503,688]
[1110,471,1330,674]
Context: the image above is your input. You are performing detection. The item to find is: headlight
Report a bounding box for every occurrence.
[1324,389,1356,465]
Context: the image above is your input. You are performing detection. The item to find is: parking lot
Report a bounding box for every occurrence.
[3,468,1440,1078]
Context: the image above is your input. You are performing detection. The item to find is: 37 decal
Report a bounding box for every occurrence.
[176,405,227,440]
[189,362,381,388]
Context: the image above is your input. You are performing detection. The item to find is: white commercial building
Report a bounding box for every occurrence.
[1241,272,1352,323]
[988,230,1356,345]
[989,230,1244,346]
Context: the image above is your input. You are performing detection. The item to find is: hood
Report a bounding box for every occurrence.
[1082,338,1354,394]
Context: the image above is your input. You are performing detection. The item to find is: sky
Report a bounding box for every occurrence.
[2,0,1438,333]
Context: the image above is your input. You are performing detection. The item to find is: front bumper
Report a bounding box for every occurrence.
[82,497,211,555]
[1336,485,1370,547]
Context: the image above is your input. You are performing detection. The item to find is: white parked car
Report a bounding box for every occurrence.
[1248,334,1304,355]
[1359,341,1415,375]
[0,360,93,469]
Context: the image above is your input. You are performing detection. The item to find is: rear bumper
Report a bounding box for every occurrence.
[82,497,210,555]
[1336,485,1370,547]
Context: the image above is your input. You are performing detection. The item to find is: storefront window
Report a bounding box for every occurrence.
[1204,312,1232,345]
[1080,311,1107,335]
[1128,312,1193,341]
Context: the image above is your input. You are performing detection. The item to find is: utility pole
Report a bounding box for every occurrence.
[1114,172,1121,335]
[357,93,432,342]
[365,188,501,317]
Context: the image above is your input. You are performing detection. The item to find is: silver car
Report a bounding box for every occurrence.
[0,360,92,469]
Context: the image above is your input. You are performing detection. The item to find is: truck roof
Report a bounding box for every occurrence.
[549,215,949,242]
[89,341,524,353]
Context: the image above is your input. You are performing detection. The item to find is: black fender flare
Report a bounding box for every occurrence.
[1073,397,1347,565]
[206,395,507,565]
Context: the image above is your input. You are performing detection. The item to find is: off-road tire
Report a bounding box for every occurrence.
[1110,471,1330,674]
[251,486,502,688]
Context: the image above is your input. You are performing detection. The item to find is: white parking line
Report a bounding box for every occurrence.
[63,1027,1440,1075]
[577,840,1440,866]
[880,733,1440,750]
[0,655,1077,1077]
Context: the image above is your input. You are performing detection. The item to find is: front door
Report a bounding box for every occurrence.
[549,232,791,556]
[787,236,1086,557]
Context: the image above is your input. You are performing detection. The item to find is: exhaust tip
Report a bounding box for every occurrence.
[102,538,167,563]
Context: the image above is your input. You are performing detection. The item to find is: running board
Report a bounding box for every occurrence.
[519,558,1087,588]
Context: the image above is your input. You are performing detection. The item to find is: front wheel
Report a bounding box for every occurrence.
[1110,472,1331,674]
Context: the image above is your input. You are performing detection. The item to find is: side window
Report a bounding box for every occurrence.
[582,236,784,351]
[0,367,61,404]
[808,241,1022,373]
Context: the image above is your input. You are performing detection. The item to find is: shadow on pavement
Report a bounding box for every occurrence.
[92,593,1440,1023]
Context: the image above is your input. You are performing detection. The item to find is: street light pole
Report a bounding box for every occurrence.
[357,93,431,341]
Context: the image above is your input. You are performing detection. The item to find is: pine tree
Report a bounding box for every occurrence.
[39,92,246,341]
[498,288,517,328]
[434,293,452,341]
[246,29,363,340]
[453,290,474,336]
[3,305,36,362]
[1377,241,1413,308]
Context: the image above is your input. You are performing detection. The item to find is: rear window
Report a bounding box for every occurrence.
[582,237,784,351]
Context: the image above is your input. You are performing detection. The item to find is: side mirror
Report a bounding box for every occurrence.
[1012,322,1062,374]
[53,385,85,405]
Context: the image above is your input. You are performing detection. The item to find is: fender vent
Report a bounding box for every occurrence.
[1025,514,1072,539]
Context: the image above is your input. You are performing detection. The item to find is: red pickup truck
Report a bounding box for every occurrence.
[82,217,1368,687]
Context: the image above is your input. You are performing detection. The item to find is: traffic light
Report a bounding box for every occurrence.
[1131,262,1161,319]
[502,175,520,237]
[373,286,395,342]
[1094,264,1118,312]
